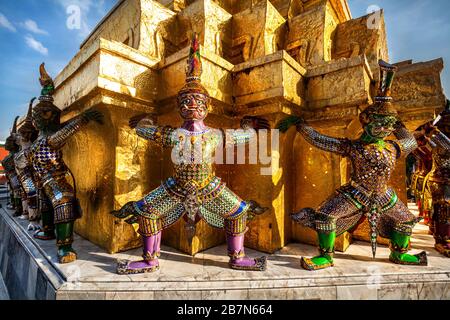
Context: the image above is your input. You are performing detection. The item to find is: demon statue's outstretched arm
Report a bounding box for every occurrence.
[391,121,418,156]
[428,128,450,150]
[130,115,177,147]
[222,116,270,147]
[48,110,103,149]
[296,122,351,156]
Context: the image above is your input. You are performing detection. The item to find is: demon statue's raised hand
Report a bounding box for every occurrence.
[278,60,427,270]
[415,100,450,257]
[2,117,24,217]
[13,98,40,230]
[111,34,269,274]
[29,63,104,264]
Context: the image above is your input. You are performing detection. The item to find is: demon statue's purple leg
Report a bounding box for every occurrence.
[111,34,269,274]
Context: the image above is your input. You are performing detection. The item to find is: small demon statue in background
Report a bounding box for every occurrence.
[30,63,103,263]
[112,34,269,274]
[14,98,41,230]
[415,100,450,257]
[2,117,24,217]
[278,60,427,270]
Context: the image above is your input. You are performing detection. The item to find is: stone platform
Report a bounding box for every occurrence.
[0,203,448,300]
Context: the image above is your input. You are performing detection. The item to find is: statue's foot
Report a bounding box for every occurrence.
[117,259,160,275]
[389,251,428,266]
[18,215,29,220]
[300,255,334,271]
[27,222,40,232]
[33,230,56,240]
[58,247,77,264]
[229,256,267,271]
[13,210,22,217]
[435,243,450,258]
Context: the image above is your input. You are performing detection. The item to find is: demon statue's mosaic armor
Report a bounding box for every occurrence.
[416,100,450,257]
[112,34,269,274]
[13,98,41,230]
[29,63,103,264]
[278,60,427,270]
[411,128,433,225]
[2,117,24,217]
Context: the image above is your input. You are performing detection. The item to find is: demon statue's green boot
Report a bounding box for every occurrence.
[34,208,56,240]
[389,231,427,265]
[56,222,77,264]
[301,231,336,271]
[13,196,23,217]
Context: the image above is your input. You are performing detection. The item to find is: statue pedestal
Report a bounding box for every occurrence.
[1,203,448,300]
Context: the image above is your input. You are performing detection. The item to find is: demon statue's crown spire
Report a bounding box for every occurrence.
[361,60,399,119]
[177,33,209,101]
[39,63,55,102]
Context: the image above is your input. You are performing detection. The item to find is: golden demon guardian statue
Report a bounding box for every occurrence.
[13,98,41,231]
[278,60,427,270]
[29,63,103,264]
[111,34,269,274]
[415,100,450,257]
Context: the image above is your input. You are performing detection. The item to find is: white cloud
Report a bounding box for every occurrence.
[25,35,48,55]
[21,19,48,35]
[0,13,16,32]
[54,0,96,13]
[54,0,110,38]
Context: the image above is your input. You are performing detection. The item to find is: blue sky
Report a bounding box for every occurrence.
[0,0,449,141]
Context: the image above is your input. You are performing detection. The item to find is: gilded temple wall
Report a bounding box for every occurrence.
[333,10,389,80]
[49,0,445,254]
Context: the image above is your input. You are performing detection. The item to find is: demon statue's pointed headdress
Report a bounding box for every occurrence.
[4,116,20,152]
[33,63,61,131]
[39,63,55,102]
[177,33,210,102]
[435,98,450,134]
[18,98,38,141]
[11,116,19,135]
[360,60,398,123]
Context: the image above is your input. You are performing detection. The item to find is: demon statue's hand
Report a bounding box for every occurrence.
[110,202,139,225]
[240,116,270,130]
[413,121,437,141]
[81,109,104,125]
[276,116,305,133]
[394,119,406,130]
[129,114,157,129]
[246,200,269,221]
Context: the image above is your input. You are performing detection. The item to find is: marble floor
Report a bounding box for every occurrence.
[2,203,450,300]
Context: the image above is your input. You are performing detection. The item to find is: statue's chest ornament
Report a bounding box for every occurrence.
[174,130,216,164]
[356,143,396,174]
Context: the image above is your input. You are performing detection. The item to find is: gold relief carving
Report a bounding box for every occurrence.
[176,0,232,57]
[230,1,285,64]
[332,10,388,80]
[286,38,312,67]
[231,35,254,62]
